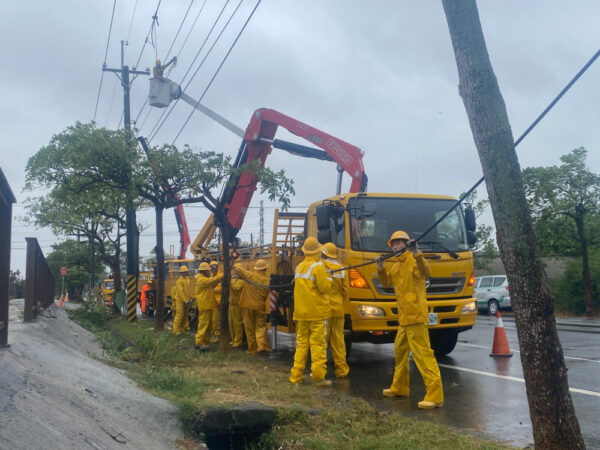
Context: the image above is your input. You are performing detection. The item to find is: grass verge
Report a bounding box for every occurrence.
[69,300,514,449]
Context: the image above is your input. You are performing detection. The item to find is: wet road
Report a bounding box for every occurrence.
[271,315,600,448]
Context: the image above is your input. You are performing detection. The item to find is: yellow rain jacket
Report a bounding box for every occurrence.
[175,275,192,305]
[229,277,245,305]
[293,255,331,321]
[195,273,223,311]
[235,265,269,312]
[323,259,348,318]
[377,252,431,326]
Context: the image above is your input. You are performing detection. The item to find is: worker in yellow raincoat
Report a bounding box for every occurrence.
[228,273,245,347]
[290,237,332,386]
[195,262,223,350]
[173,266,192,335]
[376,230,443,409]
[322,242,350,378]
[209,260,221,343]
[233,259,270,354]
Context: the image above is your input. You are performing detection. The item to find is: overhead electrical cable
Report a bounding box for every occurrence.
[93,0,118,122]
[146,0,235,142]
[126,0,140,42]
[164,0,195,62]
[171,0,263,144]
[134,0,162,70]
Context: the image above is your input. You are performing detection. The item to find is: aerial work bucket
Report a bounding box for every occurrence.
[149,78,181,108]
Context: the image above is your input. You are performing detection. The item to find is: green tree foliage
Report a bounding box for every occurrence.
[45,239,106,299]
[24,122,143,292]
[550,250,600,315]
[522,147,600,316]
[460,189,496,270]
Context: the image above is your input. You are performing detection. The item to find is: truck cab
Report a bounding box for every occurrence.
[307,192,478,356]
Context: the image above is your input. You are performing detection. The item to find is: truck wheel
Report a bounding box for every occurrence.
[488,299,499,316]
[429,328,458,358]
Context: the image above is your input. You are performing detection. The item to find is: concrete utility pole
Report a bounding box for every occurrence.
[103,40,150,322]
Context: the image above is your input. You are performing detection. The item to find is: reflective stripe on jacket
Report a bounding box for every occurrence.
[377,251,431,326]
[293,255,331,321]
[235,266,270,312]
[195,274,223,311]
[323,259,348,318]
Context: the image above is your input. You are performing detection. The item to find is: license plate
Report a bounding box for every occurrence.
[428,313,438,326]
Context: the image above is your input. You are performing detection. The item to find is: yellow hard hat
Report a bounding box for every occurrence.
[322,242,338,259]
[198,262,211,272]
[155,59,161,65]
[302,236,322,255]
[179,265,188,273]
[254,259,268,270]
[209,260,219,267]
[387,230,410,247]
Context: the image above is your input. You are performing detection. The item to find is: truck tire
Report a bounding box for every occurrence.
[429,328,458,358]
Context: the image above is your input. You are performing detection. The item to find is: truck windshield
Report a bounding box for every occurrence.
[348,197,469,253]
[104,281,114,289]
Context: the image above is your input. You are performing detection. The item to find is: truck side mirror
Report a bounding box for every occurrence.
[317,229,331,244]
[467,230,477,247]
[315,204,330,230]
[464,205,476,232]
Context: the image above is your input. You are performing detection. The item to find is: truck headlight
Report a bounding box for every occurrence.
[359,305,386,318]
[461,301,477,313]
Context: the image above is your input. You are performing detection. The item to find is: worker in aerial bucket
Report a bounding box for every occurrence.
[376,231,444,409]
[321,242,350,378]
[290,237,332,386]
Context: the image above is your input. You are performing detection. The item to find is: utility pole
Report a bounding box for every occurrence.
[89,239,95,297]
[103,40,150,322]
[259,200,264,247]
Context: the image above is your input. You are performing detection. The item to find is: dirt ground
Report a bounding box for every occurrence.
[0,299,188,450]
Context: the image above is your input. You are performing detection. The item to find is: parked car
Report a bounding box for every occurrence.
[474,275,511,315]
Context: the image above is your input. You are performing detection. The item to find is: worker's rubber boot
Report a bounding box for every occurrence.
[417,400,444,410]
[314,379,332,388]
[382,389,408,398]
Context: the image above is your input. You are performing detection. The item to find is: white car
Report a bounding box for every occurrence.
[474,275,511,315]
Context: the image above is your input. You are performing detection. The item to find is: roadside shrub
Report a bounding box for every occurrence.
[550,249,600,315]
[68,299,111,330]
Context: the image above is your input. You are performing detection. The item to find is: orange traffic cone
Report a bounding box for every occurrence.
[490,310,513,357]
[64,292,69,303]
[57,294,64,307]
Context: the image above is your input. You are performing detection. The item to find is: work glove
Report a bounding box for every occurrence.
[407,240,419,255]
[375,255,385,269]
[185,298,194,307]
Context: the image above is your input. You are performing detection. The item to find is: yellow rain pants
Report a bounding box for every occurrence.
[389,322,444,403]
[326,317,349,377]
[228,304,244,347]
[290,319,328,383]
[195,310,212,346]
[243,309,269,353]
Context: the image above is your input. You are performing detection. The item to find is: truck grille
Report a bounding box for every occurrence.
[372,277,465,296]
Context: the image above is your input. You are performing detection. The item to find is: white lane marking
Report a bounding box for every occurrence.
[437,363,600,398]
[352,343,600,398]
[457,342,600,363]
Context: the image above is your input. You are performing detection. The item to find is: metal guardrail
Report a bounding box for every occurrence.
[0,167,16,347]
[24,238,55,322]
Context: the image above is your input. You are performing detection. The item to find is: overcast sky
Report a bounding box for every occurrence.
[2,1,600,275]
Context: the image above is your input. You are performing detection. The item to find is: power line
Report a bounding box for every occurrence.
[171,0,263,144]
[93,0,118,122]
[126,0,140,42]
[146,0,233,142]
[134,0,162,70]
[164,0,195,62]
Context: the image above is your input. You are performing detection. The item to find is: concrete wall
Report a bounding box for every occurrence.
[474,256,574,280]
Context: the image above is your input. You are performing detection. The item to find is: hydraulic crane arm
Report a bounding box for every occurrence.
[148,77,368,250]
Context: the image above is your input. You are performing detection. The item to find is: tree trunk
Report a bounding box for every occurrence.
[575,217,594,316]
[155,205,165,331]
[441,1,585,448]
[218,220,232,353]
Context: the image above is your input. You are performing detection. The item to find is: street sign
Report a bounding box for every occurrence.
[60,266,67,276]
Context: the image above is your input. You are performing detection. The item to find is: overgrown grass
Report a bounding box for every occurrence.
[69,303,514,449]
